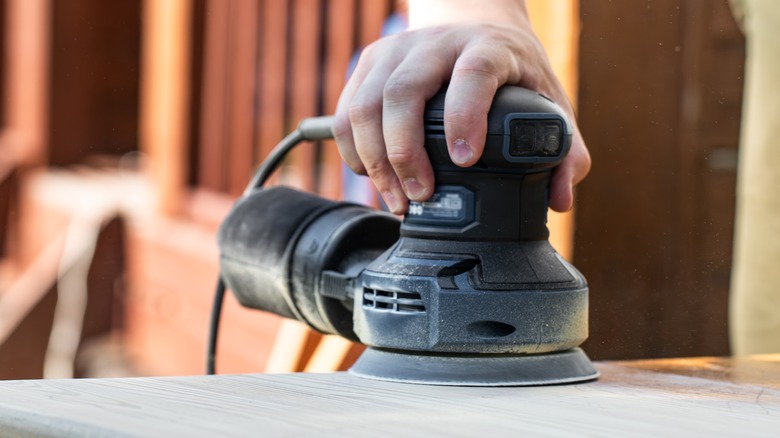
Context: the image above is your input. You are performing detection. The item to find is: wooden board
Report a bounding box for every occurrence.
[0,355,778,436]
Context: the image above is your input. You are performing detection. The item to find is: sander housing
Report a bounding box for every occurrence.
[216,86,597,386]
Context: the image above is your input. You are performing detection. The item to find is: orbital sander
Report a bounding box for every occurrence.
[212,85,598,386]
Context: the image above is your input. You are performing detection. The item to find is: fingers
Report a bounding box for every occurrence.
[444,47,505,167]
[335,32,458,211]
[333,49,373,175]
[534,73,591,212]
[344,44,416,213]
[338,29,510,211]
[333,42,409,213]
[548,129,591,212]
[333,24,593,215]
[382,44,453,202]
[350,67,410,213]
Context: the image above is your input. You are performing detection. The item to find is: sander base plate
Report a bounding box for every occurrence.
[349,347,599,387]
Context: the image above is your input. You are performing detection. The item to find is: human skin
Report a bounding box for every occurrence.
[332,0,590,214]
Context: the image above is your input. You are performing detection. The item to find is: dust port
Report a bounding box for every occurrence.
[467,321,516,338]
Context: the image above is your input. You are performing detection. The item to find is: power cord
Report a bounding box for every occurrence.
[206,116,334,375]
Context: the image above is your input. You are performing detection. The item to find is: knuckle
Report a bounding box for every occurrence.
[356,40,381,64]
[383,74,420,102]
[348,99,381,126]
[386,147,418,168]
[445,109,479,127]
[361,158,390,179]
[578,148,593,177]
[567,140,592,185]
[454,53,501,78]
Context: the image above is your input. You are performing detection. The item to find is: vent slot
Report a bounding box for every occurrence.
[424,118,444,136]
[363,288,425,313]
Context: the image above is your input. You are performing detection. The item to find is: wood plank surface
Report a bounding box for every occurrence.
[0,356,778,437]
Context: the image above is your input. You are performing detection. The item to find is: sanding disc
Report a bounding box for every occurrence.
[349,347,599,387]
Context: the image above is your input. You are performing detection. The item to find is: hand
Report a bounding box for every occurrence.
[332,22,590,214]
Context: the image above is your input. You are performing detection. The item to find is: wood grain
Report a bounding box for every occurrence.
[0,356,778,437]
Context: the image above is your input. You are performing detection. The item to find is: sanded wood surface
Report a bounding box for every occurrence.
[0,356,778,437]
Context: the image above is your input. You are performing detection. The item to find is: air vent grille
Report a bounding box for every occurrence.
[363,288,425,313]
[424,118,444,136]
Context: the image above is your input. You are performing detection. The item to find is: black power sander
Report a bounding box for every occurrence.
[213,85,598,386]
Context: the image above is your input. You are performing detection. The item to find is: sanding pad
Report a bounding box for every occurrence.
[349,347,599,387]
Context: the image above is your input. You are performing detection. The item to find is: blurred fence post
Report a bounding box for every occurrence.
[140,0,193,215]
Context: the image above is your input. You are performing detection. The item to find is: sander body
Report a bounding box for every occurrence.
[217,86,598,386]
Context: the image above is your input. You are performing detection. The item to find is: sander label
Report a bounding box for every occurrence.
[407,187,473,226]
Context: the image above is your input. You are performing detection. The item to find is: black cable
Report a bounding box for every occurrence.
[243,129,305,196]
[206,116,334,375]
[206,277,226,375]
[243,116,334,195]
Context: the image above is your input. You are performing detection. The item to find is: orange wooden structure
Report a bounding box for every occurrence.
[0,0,581,378]
[134,0,582,375]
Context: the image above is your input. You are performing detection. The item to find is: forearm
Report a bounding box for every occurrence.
[408,0,529,28]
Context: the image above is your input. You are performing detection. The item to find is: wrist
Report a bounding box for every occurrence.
[408,0,529,29]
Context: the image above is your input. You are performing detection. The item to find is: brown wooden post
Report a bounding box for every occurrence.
[358,0,390,47]
[319,0,357,200]
[287,0,322,192]
[226,0,261,196]
[256,1,290,168]
[197,0,231,192]
[139,0,193,215]
[4,0,50,165]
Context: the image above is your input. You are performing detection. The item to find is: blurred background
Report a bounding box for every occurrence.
[0,0,744,379]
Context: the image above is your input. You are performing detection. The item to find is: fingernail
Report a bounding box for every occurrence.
[382,191,400,213]
[452,139,473,165]
[403,178,426,200]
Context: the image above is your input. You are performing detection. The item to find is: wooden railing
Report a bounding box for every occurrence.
[141,0,398,217]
